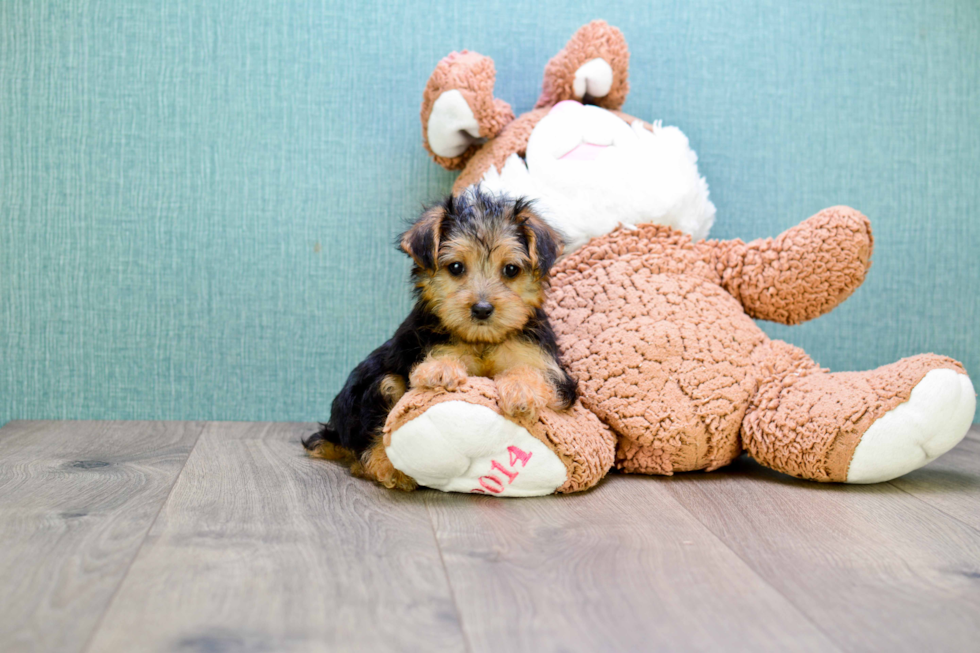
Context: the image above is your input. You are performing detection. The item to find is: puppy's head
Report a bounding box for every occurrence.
[400,188,564,343]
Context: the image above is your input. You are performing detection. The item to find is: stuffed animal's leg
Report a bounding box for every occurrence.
[742,342,975,483]
[382,377,616,496]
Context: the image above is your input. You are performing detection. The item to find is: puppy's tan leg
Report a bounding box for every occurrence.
[410,356,468,391]
[352,436,418,491]
[495,365,555,422]
[306,439,357,464]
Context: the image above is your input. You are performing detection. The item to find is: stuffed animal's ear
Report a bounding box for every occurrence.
[514,199,564,277]
[400,204,447,270]
[421,51,516,170]
[535,20,630,110]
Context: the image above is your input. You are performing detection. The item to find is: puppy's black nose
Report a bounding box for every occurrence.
[471,302,494,320]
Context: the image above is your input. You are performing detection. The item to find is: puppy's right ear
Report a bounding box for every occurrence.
[400,205,447,270]
[514,199,564,278]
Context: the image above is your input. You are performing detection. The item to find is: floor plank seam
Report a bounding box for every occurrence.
[78,421,210,653]
[424,495,474,653]
[664,483,847,652]
[886,480,980,538]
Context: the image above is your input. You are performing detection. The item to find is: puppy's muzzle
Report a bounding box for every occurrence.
[470,302,495,321]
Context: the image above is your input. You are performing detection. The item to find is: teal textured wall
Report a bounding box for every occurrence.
[2,1,978,426]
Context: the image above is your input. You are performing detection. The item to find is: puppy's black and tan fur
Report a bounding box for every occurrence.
[303,188,577,490]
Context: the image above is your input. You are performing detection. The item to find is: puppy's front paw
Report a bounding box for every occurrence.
[496,371,552,422]
[410,358,469,391]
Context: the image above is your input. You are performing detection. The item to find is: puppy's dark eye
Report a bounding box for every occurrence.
[447,262,465,277]
[503,264,521,279]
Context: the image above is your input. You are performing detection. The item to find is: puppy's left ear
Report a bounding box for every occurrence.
[400,204,447,270]
[515,200,564,277]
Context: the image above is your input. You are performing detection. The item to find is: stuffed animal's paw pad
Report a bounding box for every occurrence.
[847,369,976,483]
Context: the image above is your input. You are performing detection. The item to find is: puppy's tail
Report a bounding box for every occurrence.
[302,423,357,463]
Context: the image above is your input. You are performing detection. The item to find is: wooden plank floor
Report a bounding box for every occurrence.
[1,421,978,653]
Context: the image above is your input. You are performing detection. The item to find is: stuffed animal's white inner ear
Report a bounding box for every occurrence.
[427,90,482,158]
[573,58,614,99]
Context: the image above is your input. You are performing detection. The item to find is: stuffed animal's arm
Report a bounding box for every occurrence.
[704,206,873,325]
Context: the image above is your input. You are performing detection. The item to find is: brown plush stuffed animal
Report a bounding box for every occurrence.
[379,21,976,496]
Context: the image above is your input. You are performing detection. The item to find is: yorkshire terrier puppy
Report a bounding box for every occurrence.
[303,187,577,490]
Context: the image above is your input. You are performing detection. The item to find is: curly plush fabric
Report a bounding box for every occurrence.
[535,20,630,111]
[547,226,766,474]
[742,350,965,481]
[541,207,965,481]
[709,206,875,324]
[421,51,515,170]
